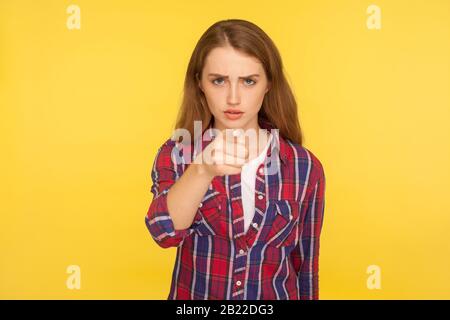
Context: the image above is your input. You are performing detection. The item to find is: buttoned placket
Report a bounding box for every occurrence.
[229,158,274,299]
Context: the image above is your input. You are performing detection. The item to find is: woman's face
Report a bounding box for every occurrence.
[198,46,270,132]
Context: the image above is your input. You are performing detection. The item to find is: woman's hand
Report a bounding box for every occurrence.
[194,129,250,177]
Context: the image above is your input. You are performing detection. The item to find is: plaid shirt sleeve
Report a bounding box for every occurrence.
[291,155,326,300]
[145,141,194,249]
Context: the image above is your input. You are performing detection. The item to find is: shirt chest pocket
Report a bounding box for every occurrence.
[258,199,299,248]
[192,192,227,237]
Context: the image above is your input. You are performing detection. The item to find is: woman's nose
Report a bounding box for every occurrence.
[227,82,241,104]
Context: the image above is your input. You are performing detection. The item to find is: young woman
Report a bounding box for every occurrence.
[145,19,326,300]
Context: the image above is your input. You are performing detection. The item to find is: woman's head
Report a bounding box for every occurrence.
[175,19,302,145]
[197,45,270,134]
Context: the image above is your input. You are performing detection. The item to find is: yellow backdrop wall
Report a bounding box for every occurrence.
[1,0,449,299]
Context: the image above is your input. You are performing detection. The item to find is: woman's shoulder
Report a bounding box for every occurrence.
[284,139,325,185]
[158,137,177,150]
[152,137,179,168]
[154,137,193,167]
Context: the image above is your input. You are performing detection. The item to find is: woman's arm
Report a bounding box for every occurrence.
[291,154,326,299]
[145,141,214,248]
[166,161,214,230]
[145,133,248,248]
[298,174,325,299]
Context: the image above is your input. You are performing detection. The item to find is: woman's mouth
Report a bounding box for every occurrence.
[224,110,244,120]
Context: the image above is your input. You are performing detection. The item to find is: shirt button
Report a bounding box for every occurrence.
[239,249,245,255]
[236,280,242,286]
[257,194,264,200]
[199,202,203,208]
[252,222,259,229]
[258,168,264,175]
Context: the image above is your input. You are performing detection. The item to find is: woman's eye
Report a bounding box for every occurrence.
[244,79,256,86]
[212,78,225,85]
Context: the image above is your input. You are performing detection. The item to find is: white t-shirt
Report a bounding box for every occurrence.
[241,132,273,233]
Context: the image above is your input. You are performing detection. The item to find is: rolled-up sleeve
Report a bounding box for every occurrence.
[145,141,194,249]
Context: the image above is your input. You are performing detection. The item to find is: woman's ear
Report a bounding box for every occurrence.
[265,82,271,93]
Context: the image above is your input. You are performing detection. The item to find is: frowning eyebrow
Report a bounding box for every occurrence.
[207,73,260,78]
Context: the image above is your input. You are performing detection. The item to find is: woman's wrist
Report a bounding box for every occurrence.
[193,163,215,181]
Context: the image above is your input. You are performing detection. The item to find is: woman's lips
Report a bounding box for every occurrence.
[224,110,244,120]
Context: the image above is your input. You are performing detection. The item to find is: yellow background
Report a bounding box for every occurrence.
[1,0,449,299]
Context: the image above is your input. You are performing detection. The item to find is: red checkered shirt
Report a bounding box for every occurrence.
[145,120,326,300]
